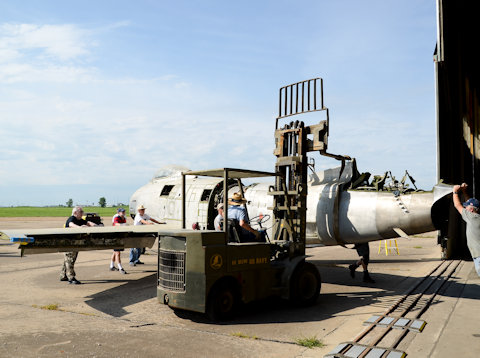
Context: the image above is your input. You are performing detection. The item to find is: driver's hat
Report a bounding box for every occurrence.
[228,192,247,206]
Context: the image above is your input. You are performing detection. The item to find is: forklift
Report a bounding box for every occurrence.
[157,78,333,320]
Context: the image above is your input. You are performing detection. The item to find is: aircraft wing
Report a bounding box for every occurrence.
[0,225,162,255]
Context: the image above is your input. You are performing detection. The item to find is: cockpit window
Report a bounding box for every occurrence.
[160,185,175,196]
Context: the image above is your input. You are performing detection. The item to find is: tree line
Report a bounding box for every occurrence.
[66,197,108,208]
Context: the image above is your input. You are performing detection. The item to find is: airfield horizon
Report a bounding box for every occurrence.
[0,206,129,218]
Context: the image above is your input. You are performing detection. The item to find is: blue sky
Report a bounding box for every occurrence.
[0,1,437,206]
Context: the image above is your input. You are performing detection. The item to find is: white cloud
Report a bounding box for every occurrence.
[0,23,96,84]
[0,55,267,192]
[0,63,96,83]
[54,97,93,113]
[0,23,90,61]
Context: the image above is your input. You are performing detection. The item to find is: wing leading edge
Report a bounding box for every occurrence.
[1,225,163,255]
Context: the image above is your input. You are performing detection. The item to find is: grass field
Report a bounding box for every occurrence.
[0,206,129,217]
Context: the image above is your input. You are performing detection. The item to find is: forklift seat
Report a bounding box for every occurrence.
[227,219,264,243]
[227,219,242,243]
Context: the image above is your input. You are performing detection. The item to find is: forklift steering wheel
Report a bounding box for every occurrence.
[249,214,271,226]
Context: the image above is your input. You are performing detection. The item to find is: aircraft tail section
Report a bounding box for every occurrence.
[311,181,454,246]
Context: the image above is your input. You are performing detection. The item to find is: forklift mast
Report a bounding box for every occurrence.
[271,78,330,256]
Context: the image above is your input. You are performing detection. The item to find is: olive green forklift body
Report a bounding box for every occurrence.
[157,229,284,314]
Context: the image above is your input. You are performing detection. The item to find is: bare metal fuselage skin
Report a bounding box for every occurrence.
[129,163,452,246]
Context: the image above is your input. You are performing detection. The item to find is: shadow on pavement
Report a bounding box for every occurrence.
[173,261,480,325]
[173,265,412,325]
[82,259,478,325]
[85,273,157,317]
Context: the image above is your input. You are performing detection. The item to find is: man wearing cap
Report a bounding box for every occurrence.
[110,208,127,274]
[227,192,263,241]
[453,183,480,276]
[214,203,224,231]
[130,205,161,266]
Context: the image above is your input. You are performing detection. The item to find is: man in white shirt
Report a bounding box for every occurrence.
[214,203,224,231]
[130,205,161,266]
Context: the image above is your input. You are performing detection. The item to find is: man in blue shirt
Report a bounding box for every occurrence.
[227,192,262,241]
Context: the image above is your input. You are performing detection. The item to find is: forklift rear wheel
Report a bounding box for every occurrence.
[290,262,321,306]
[206,282,239,321]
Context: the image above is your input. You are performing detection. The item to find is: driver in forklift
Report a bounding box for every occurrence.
[227,192,264,242]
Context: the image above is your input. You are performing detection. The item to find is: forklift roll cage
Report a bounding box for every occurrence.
[181,168,278,238]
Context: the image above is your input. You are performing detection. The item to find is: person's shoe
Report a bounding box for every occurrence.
[135,261,144,265]
[129,262,136,266]
[60,276,69,282]
[363,271,375,283]
[119,269,127,274]
[109,267,118,271]
[68,278,82,285]
[349,264,356,278]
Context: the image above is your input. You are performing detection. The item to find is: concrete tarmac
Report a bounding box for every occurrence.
[0,218,479,357]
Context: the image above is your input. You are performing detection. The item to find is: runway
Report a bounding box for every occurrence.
[0,218,478,357]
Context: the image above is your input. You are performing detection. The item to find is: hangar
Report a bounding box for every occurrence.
[435,0,480,258]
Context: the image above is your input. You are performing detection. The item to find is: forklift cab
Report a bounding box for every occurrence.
[180,167,276,243]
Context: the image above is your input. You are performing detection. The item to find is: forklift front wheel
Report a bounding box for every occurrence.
[206,282,239,321]
[290,262,321,306]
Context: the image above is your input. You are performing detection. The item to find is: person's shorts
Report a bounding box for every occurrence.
[355,243,370,265]
[113,249,124,252]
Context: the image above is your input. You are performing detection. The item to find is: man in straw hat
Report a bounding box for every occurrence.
[227,192,263,241]
[130,204,161,266]
[453,183,480,277]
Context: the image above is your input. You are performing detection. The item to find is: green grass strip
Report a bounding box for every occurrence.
[0,206,129,217]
